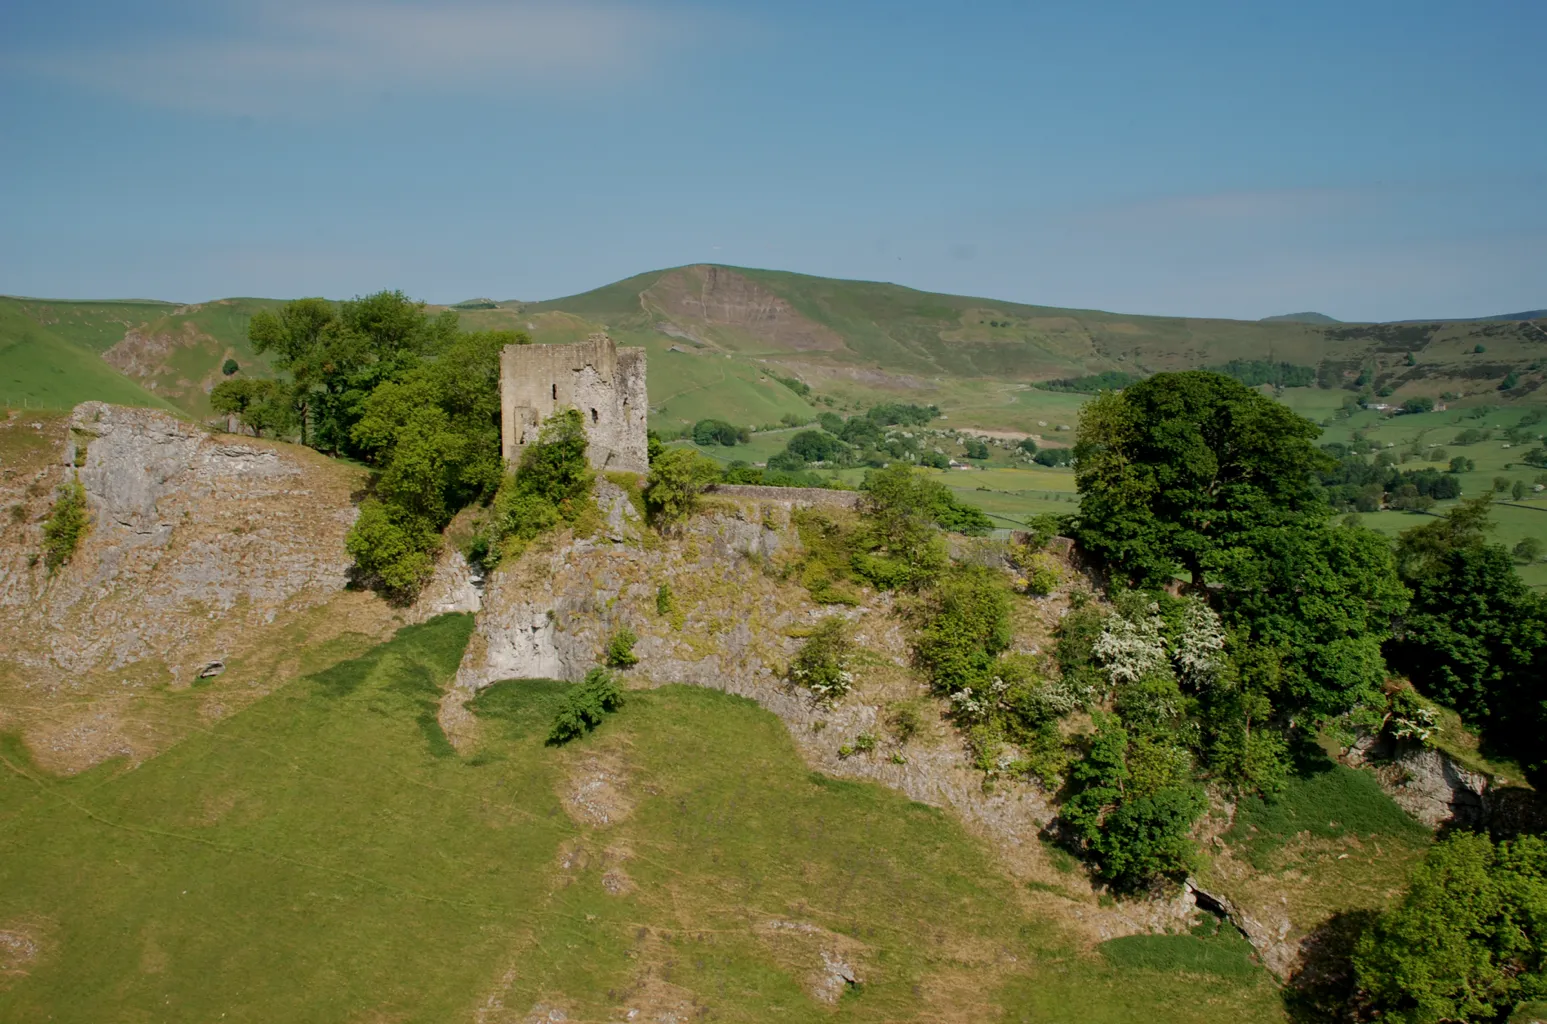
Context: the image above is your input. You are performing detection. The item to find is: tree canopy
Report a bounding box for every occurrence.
[1073,371,1332,586]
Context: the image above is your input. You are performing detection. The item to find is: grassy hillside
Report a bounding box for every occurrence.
[0,614,1285,1022]
[0,300,180,413]
[0,296,279,417]
[496,264,1547,435]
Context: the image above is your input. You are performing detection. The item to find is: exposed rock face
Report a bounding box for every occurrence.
[642,265,846,352]
[1344,734,1544,832]
[0,403,402,772]
[450,492,1199,944]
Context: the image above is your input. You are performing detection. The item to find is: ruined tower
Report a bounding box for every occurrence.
[499,333,648,474]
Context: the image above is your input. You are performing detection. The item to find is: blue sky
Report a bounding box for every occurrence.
[1,0,1543,320]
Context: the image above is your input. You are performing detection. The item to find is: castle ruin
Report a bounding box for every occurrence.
[500,333,648,474]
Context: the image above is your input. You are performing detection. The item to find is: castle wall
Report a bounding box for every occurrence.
[500,334,648,474]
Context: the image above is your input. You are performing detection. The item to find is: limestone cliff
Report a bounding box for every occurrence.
[0,404,406,772]
[447,485,1200,943]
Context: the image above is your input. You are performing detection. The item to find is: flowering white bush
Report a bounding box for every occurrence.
[1173,599,1227,688]
[1091,605,1170,684]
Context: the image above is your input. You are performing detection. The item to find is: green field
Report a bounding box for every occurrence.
[0,614,1284,1022]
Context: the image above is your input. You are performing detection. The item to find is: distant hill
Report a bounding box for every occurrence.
[0,296,280,417]
[5,266,1546,428]
[1261,312,1340,324]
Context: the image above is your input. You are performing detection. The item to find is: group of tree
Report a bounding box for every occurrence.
[764,403,942,471]
[219,292,509,598]
[1318,456,1463,512]
[1033,370,1145,394]
[1055,369,1546,1018]
[1204,358,1317,390]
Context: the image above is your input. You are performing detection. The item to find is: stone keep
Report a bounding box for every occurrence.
[500,333,648,474]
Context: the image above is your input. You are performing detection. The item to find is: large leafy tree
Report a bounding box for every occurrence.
[1353,832,1547,1024]
[343,329,517,600]
[1073,371,1331,585]
[1387,498,1547,785]
[249,290,458,454]
[1073,372,1405,717]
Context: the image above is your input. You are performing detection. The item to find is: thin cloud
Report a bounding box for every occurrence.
[6,0,706,115]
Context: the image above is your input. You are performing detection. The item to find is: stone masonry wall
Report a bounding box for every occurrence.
[500,334,648,474]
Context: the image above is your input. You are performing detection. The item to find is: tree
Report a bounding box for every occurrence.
[644,447,720,526]
[221,358,239,376]
[692,419,746,447]
[786,429,846,463]
[1352,832,1547,1024]
[1017,437,1039,455]
[1514,480,1529,501]
[342,329,515,595]
[963,438,991,460]
[1514,537,1543,563]
[1387,499,1547,785]
[209,378,293,437]
[1072,372,1332,587]
[249,291,458,453]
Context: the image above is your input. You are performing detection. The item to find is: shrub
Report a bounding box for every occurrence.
[789,617,854,706]
[605,626,639,668]
[1352,833,1547,1024]
[655,583,674,616]
[886,700,926,744]
[42,480,89,573]
[1012,551,1061,596]
[912,565,1012,695]
[345,500,437,601]
[546,668,625,745]
[645,447,720,526]
[221,358,239,376]
[853,732,877,754]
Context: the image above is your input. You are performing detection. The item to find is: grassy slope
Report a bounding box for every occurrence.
[0,301,180,413]
[0,296,279,417]
[0,614,1283,1023]
[512,265,1547,434]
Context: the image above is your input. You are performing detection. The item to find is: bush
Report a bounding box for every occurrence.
[655,583,674,616]
[483,408,595,561]
[345,500,437,601]
[692,418,747,447]
[644,447,721,526]
[1352,833,1547,1024]
[221,358,239,376]
[1033,448,1072,467]
[912,565,1012,695]
[41,480,89,573]
[886,700,926,744]
[605,626,639,668]
[789,617,854,706]
[546,668,625,745]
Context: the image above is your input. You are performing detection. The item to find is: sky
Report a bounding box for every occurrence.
[1,0,1543,321]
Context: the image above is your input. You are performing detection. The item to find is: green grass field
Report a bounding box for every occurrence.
[0,614,1285,1022]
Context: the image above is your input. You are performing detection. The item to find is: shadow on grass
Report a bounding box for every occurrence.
[1227,737,1429,868]
[1280,909,1378,1023]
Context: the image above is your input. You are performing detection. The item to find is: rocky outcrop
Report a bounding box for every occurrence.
[642,265,846,352]
[1344,733,1544,832]
[0,403,403,772]
[449,492,1202,944]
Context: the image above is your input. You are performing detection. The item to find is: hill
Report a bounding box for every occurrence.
[1260,311,1340,324]
[0,296,280,417]
[5,267,1546,435]
[488,265,1547,432]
